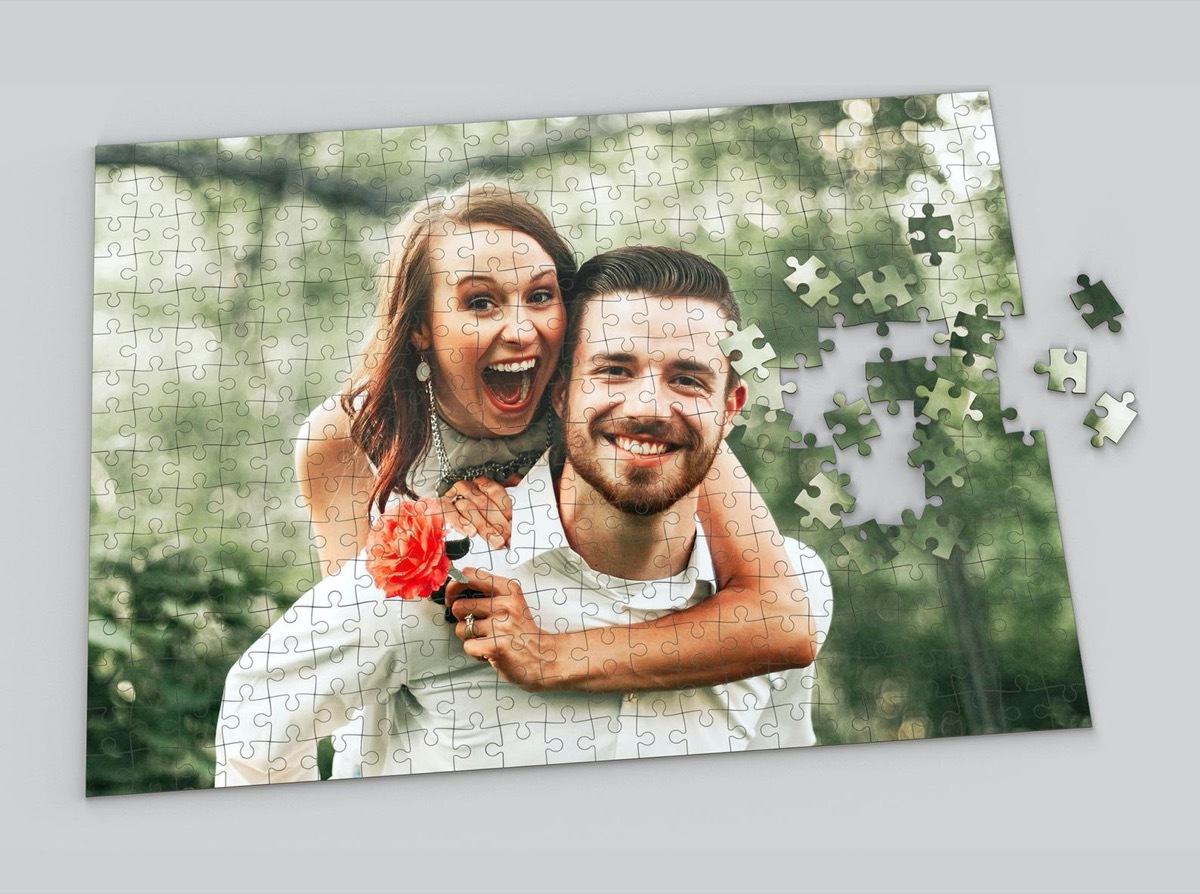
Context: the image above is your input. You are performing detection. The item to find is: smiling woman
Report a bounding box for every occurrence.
[295,184,578,577]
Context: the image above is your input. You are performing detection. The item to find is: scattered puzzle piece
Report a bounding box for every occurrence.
[783,255,839,308]
[901,506,965,560]
[719,321,777,378]
[794,471,855,529]
[824,392,881,456]
[935,303,1004,368]
[1033,349,1088,394]
[852,265,915,315]
[908,426,968,488]
[834,521,900,575]
[1084,391,1137,447]
[865,348,937,415]
[916,377,983,429]
[1070,275,1123,332]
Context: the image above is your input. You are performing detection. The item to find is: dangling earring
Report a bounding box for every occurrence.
[416,356,431,383]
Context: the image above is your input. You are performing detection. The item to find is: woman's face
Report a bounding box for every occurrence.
[415,224,566,438]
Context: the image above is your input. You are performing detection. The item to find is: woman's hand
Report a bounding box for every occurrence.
[445,568,563,691]
[435,477,514,548]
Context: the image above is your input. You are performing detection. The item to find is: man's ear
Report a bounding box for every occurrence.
[724,378,747,422]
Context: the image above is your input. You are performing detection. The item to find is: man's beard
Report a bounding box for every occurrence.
[562,416,721,517]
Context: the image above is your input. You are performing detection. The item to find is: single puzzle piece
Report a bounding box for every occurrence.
[783,255,839,308]
[864,348,938,415]
[908,426,968,489]
[906,203,956,265]
[1069,274,1123,332]
[901,506,966,560]
[915,377,983,429]
[823,393,881,456]
[833,521,900,575]
[934,303,1004,367]
[1033,349,1088,394]
[852,264,916,315]
[1083,391,1137,447]
[794,471,855,529]
[718,320,777,378]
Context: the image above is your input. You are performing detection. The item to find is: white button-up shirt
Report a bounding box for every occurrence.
[215,455,832,786]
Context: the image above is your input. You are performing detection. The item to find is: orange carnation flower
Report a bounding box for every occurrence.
[365,500,451,600]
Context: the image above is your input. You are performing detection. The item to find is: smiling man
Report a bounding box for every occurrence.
[216,246,832,784]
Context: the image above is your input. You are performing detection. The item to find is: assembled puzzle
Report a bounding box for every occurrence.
[89,92,1092,795]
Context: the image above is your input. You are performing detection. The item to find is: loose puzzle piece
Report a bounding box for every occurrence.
[906,203,956,265]
[908,426,968,489]
[915,377,983,429]
[935,303,1004,368]
[824,393,881,456]
[1070,274,1123,332]
[1084,391,1138,447]
[833,521,900,575]
[1033,349,1088,394]
[852,265,916,315]
[794,471,855,529]
[719,320,777,378]
[865,348,938,415]
[783,255,839,308]
[901,507,965,560]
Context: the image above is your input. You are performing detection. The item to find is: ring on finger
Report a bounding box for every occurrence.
[465,613,477,638]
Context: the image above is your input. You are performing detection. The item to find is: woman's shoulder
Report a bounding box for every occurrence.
[297,397,359,473]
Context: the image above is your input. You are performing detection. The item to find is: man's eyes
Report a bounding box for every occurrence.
[673,375,710,392]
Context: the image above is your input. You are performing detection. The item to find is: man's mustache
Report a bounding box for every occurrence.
[589,417,700,449]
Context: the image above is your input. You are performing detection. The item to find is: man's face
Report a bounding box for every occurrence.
[554,291,746,516]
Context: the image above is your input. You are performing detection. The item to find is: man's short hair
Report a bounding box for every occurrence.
[562,246,743,390]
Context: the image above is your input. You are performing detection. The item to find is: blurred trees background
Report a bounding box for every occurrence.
[89,93,1089,796]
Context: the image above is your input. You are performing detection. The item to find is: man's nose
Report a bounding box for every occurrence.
[623,372,679,418]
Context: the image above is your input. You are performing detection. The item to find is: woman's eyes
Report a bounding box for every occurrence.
[463,288,558,312]
[527,288,558,305]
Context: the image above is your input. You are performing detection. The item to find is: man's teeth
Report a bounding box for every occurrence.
[486,359,537,373]
[614,436,669,456]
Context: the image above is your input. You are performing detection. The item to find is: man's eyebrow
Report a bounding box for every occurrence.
[669,357,721,378]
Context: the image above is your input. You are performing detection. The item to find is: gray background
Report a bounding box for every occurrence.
[2,1,1197,891]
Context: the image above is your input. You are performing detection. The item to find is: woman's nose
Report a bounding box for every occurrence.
[500,307,535,345]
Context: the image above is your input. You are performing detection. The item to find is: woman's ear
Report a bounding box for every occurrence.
[411,323,432,353]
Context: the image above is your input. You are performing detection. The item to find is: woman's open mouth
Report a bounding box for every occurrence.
[480,358,537,410]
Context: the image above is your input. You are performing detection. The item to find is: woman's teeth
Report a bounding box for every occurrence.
[614,435,669,456]
[486,359,537,373]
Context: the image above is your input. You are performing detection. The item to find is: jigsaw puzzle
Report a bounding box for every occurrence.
[89,92,1091,796]
[1034,348,1088,394]
[1084,391,1138,447]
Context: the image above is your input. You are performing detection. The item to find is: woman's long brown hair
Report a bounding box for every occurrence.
[343,183,577,514]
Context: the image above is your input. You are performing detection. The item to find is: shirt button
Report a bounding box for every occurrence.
[624,692,636,702]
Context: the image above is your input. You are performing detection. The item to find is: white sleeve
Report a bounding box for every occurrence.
[213,559,423,787]
[756,538,834,750]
